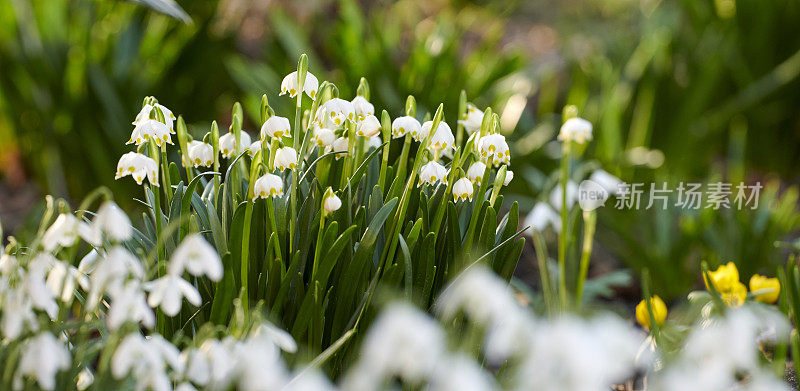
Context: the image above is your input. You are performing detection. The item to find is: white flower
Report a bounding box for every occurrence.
[419,161,448,186]
[314,98,355,128]
[274,146,298,171]
[436,266,521,326]
[351,96,374,121]
[428,121,454,152]
[524,202,561,234]
[219,131,252,158]
[253,174,284,199]
[558,117,593,144]
[182,338,238,389]
[46,260,89,302]
[134,103,175,131]
[367,135,382,149]
[248,140,263,156]
[428,355,497,391]
[331,137,349,160]
[280,71,319,100]
[112,333,182,391]
[355,114,381,138]
[107,281,155,330]
[453,178,474,202]
[323,190,342,214]
[1,287,39,339]
[76,368,94,391]
[589,169,622,195]
[458,104,484,134]
[261,116,291,139]
[168,234,222,281]
[115,152,159,186]
[311,127,336,147]
[251,322,298,353]
[92,201,132,242]
[503,170,513,186]
[284,368,336,391]
[478,133,510,166]
[391,116,421,139]
[466,161,487,184]
[42,213,99,252]
[129,119,172,147]
[84,246,145,310]
[549,180,578,211]
[15,332,70,391]
[187,140,214,168]
[234,327,291,391]
[144,274,201,316]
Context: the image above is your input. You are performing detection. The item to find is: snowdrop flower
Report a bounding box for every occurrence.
[247,140,263,156]
[351,96,374,121]
[315,98,355,128]
[437,266,521,326]
[107,281,155,330]
[134,103,175,131]
[280,71,319,100]
[311,127,336,147]
[219,131,252,158]
[478,133,510,166]
[168,234,222,281]
[391,116,421,139]
[355,114,381,138]
[331,137,349,160]
[253,173,284,199]
[46,260,89,302]
[524,202,561,234]
[261,116,291,139]
[549,180,578,211]
[42,213,99,252]
[144,274,201,316]
[322,188,342,214]
[589,169,622,195]
[186,140,214,168]
[419,161,448,186]
[453,178,474,202]
[116,152,159,186]
[92,201,132,242]
[84,246,144,310]
[428,121,455,152]
[466,161,486,184]
[112,333,182,391]
[129,119,172,147]
[558,117,593,144]
[14,332,70,391]
[274,146,298,171]
[458,104,484,134]
[182,338,238,389]
[503,170,513,186]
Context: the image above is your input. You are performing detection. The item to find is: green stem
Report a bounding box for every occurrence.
[558,142,571,311]
[290,102,302,254]
[575,210,596,308]
[533,229,555,315]
[462,161,492,256]
[160,146,173,203]
[312,213,326,279]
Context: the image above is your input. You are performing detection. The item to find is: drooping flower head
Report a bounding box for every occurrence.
[351,96,375,121]
[219,131,252,158]
[133,103,175,132]
[322,187,342,214]
[466,161,487,184]
[458,104,484,134]
[253,174,284,199]
[187,141,214,168]
[356,115,382,138]
[419,161,448,187]
[311,127,336,148]
[314,98,355,128]
[169,234,223,281]
[453,178,475,202]
[129,119,172,147]
[115,152,158,186]
[280,71,319,100]
[558,117,593,144]
[331,137,349,160]
[428,121,455,152]
[261,116,291,140]
[391,116,421,139]
[478,134,510,166]
[274,147,298,171]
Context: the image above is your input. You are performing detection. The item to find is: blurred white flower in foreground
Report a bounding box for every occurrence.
[281,71,319,100]
[145,274,202,316]
[42,213,99,252]
[112,333,182,391]
[14,332,70,391]
[558,117,593,144]
[107,281,155,330]
[589,169,623,195]
[93,201,132,242]
[46,260,89,302]
[169,234,222,281]
[549,180,578,211]
[524,202,562,234]
[116,152,158,186]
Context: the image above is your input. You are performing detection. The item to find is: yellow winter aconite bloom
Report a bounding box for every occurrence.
[720,281,748,308]
[635,295,667,329]
[749,274,780,304]
[704,262,740,292]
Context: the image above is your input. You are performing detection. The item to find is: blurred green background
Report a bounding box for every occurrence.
[1,0,799,301]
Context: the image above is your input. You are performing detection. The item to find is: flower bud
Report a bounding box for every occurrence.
[356,115,381,138]
[322,187,342,214]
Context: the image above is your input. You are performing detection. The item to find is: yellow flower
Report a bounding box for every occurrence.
[704,262,740,293]
[749,274,780,304]
[635,295,667,329]
[721,281,748,308]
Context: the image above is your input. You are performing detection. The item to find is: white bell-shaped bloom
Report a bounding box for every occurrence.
[280,71,319,100]
[459,104,484,134]
[322,188,342,214]
[247,140,263,156]
[134,103,175,131]
[234,331,291,391]
[314,98,355,128]
[182,338,238,389]
[391,116,421,139]
[351,96,374,121]
[106,281,155,330]
[331,137,349,160]
[368,135,382,149]
[168,234,222,281]
[419,161,448,186]
[144,274,201,316]
[311,127,336,148]
[524,202,561,234]
[453,178,475,202]
[356,114,381,138]
[466,161,487,184]
[558,117,593,144]
[219,131,252,158]
[253,174,284,199]
[15,332,70,391]
[116,152,159,186]
[112,333,182,391]
[261,116,291,139]
[274,147,298,171]
[428,122,455,152]
[503,170,514,186]
[42,214,99,252]
[187,140,214,168]
[46,260,89,302]
[478,133,511,166]
[84,246,145,311]
[129,119,172,147]
[414,120,433,142]
[93,201,132,242]
[1,287,39,340]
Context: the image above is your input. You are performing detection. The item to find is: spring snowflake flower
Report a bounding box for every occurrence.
[42,213,99,252]
[749,274,780,304]
[247,140,263,156]
[549,180,578,211]
[417,120,449,143]
[234,327,292,391]
[1,287,40,339]
[129,119,173,147]
[116,152,159,186]
[253,174,284,199]
[558,117,593,144]
[219,131,252,158]
[351,96,375,121]
[524,202,561,234]
[466,161,486,184]
[311,127,336,147]
[144,274,202,316]
[134,103,175,131]
[84,246,145,310]
[181,338,238,389]
[261,116,291,139]
[315,98,355,128]
[419,161,448,186]
[284,368,337,391]
[356,114,381,138]
[478,133,510,166]
[92,201,132,242]
[107,281,155,330]
[322,188,342,214]
[458,104,484,134]
[112,333,182,391]
[453,178,474,202]
[46,260,89,302]
[14,332,70,391]
[76,368,94,391]
[186,140,214,168]
[280,71,319,100]
[168,234,222,281]
[428,121,454,152]
[331,137,349,159]
[274,146,298,171]
[392,116,421,139]
[635,295,667,329]
[589,169,622,195]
